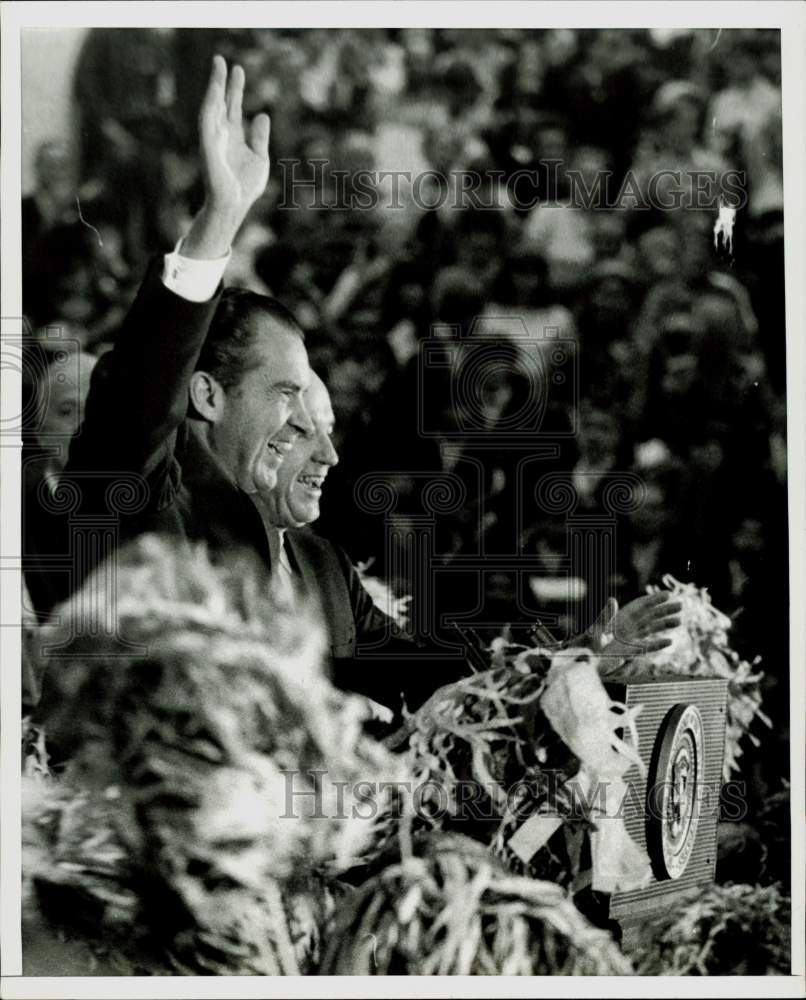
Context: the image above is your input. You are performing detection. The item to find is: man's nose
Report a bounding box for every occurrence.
[288,394,315,438]
[314,433,339,468]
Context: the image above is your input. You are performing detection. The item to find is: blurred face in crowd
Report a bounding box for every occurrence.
[537,125,569,166]
[39,350,98,438]
[401,28,434,58]
[423,126,465,175]
[674,210,712,279]
[760,47,781,86]
[396,278,426,318]
[338,35,371,78]
[261,373,338,528]
[571,146,609,192]
[587,29,637,74]
[34,141,74,203]
[694,293,755,352]
[664,98,702,150]
[515,39,543,96]
[476,369,513,428]
[327,358,367,431]
[456,231,500,287]
[589,275,632,324]
[50,265,96,326]
[662,352,699,396]
[731,349,766,394]
[630,478,669,541]
[733,517,764,561]
[579,406,620,462]
[202,327,313,497]
[509,254,545,305]
[542,29,577,68]
[591,211,626,259]
[336,131,376,176]
[637,227,681,281]
[690,437,724,473]
[725,47,757,86]
[452,344,515,431]
[38,350,98,466]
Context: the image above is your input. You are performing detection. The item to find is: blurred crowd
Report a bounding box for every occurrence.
[21,28,787,742]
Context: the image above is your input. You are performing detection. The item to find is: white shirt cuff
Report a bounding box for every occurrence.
[161,240,231,303]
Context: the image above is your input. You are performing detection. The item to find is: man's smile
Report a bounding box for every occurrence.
[295,472,326,494]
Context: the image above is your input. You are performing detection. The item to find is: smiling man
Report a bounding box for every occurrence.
[259,372,339,533]
[253,372,475,717]
[25,57,315,615]
[188,288,313,497]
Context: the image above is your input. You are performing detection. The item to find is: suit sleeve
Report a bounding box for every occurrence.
[331,549,470,714]
[66,258,222,481]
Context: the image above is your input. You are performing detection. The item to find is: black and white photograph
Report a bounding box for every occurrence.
[1,2,804,995]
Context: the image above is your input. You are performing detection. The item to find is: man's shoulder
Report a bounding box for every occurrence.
[287,527,349,574]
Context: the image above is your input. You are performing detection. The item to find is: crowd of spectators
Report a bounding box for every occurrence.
[21,28,787,767]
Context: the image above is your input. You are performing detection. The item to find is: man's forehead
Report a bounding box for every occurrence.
[253,329,310,381]
[304,374,334,423]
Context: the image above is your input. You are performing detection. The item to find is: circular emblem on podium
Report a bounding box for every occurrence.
[647,703,704,880]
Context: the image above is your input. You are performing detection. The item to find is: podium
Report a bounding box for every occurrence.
[603,673,728,947]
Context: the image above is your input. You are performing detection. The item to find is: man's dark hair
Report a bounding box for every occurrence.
[196,287,305,390]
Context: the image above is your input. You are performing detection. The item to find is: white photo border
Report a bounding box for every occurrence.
[2,2,804,996]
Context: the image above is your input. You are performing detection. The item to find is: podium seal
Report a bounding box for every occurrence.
[648,703,705,880]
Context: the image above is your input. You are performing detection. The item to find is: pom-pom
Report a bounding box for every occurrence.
[632,882,791,975]
[322,834,633,975]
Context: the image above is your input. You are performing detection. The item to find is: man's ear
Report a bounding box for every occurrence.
[189,370,227,423]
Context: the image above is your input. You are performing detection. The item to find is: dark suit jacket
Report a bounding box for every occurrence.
[24,260,469,713]
[24,259,274,615]
[287,529,469,713]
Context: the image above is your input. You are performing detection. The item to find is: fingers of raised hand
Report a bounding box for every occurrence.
[201,55,227,129]
[248,113,271,158]
[226,63,245,125]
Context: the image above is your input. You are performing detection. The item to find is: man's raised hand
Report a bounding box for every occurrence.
[200,55,271,217]
[182,56,271,261]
